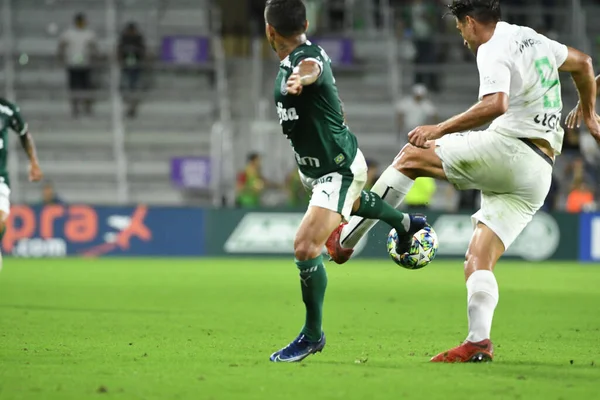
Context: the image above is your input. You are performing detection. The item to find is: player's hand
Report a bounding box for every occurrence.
[29,162,43,182]
[565,103,583,129]
[408,125,444,149]
[286,70,303,96]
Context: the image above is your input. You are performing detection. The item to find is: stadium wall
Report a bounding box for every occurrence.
[0,205,587,261]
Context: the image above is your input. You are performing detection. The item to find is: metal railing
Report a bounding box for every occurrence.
[209,6,235,207]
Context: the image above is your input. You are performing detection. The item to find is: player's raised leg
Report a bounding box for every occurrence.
[430,222,503,362]
[327,144,446,264]
[269,205,340,362]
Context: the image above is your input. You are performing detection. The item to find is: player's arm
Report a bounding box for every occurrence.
[286,59,322,96]
[20,133,43,182]
[10,110,43,182]
[408,94,508,148]
[438,46,510,135]
[562,47,598,130]
[439,93,508,134]
[408,45,510,148]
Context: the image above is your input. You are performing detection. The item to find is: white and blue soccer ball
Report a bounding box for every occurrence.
[387,225,439,270]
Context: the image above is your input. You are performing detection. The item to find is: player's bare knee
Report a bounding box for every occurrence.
[464,250,494,279]
[294,239,321,262]
[393,146,422,180]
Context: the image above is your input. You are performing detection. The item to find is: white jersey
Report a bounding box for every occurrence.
[477,22,568,155]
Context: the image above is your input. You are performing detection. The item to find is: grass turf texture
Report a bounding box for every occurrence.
[0,258,598,400]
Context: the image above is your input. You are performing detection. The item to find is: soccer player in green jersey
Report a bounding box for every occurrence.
[0,98,44,257]
[266,0,427,362]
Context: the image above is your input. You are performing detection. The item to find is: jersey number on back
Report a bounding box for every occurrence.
[534,57,561,109]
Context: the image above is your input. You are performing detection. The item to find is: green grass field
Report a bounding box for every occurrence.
[0,258,599,400]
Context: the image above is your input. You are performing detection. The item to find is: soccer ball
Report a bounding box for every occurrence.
[387,225,439,270]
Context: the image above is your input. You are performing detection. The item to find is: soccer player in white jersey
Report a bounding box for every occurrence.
[326,0,600,362]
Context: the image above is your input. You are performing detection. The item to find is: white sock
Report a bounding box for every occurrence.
[340,166,414,249]
[465,270,499,343]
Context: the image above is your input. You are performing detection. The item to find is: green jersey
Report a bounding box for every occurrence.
[274,41,358,179]
[0,98,28,187]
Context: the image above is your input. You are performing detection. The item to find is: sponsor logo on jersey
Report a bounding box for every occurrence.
[276,102,299,124]
[295,153,321,168]
[334,154,345,165]
[516,38,542,54]
[533,112,561,131]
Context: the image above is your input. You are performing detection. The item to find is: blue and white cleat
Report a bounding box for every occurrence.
[269,332,326,363]
[396,214,428,254]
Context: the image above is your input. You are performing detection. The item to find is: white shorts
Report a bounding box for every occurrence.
[435,131,553,249]
[300,149,368,221]
[0,183,10,217]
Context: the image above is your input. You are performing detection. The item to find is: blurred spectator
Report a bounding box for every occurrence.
[41,181,63,205]
[328,0,346,31]
[236,153,265,208]
[407,0,438,91]
[396,84,438,141]
[541,0,557,33]
[248,0,266,37]
[405,177,436,209]
[563,127,580,153]
[365,159,380,191]
[286,170,310,208]
[58,13,97,118]
[304,0,321,35]
[567,157,587,183]
[541,175,560,212]
[502,0,527,25]
[566,179,595,213]
[579,128,600,173]
[118,22,146,118]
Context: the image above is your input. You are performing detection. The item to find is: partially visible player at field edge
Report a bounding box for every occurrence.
[0,98,44,248]
[327,0,600,362]
[265,0,426,363]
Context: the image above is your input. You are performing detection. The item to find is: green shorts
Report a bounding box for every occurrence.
[299,149,368,221]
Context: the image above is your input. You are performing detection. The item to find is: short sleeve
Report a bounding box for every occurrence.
[292,46,325,83]
[544,36,568,68]
[476,42,512,100]
[9,106,28,136]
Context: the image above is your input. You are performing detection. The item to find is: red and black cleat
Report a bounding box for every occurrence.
[325,224,354,265]
[430,339,494,363]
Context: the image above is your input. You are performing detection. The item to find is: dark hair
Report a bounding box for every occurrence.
[74,12,86,23]
[447,0,501,24]
[248,153,261,163]
[265,0,307,37]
